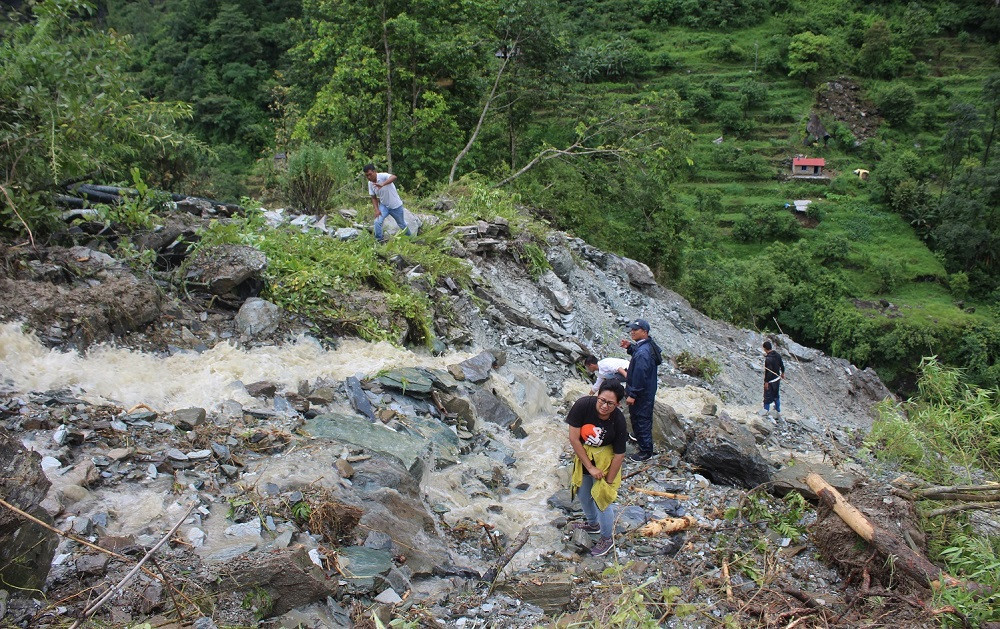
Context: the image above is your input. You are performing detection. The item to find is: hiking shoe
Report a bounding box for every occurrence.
[627,451,653,462]
[771,411,781,420]
[590,536,615,557]
[570,521,601,534]
[756,408,768,416]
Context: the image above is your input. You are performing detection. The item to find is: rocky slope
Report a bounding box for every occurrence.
[0,202,946,629]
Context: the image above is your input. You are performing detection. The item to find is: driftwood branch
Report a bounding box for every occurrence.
[637,515,696,536]
[805,473,991,594]
[630,486,689,500]
[482,526,530,583]
[69,503,194,628]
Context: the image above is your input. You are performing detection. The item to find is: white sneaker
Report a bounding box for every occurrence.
[772,411,781,420]
[756,408,768,416]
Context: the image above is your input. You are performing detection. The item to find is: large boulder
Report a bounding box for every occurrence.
[186,244,267,298]
[682,412,773,488]
[0,431,58,590]
[651,400,686,451]
[235,298,282,337]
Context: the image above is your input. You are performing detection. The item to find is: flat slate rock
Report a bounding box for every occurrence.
[377,368,434,395]
[771,462,859,498]
[338,546,394,580]
[344,376,376,421]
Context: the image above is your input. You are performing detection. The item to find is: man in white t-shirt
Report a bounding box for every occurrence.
[583,355,629,393]
[363,163,411,243]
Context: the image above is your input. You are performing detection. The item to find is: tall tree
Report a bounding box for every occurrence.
[293,0,493,183]
[787,31,832,86]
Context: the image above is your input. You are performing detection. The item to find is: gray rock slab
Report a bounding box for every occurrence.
[452,351,495,383]
[377,367,434,395]
[344,377,376,421]
[338,546,394,580]
[168,407,206,430]
[306,413,430,476]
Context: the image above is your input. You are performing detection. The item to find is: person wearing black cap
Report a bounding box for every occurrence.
[620,318,662,461]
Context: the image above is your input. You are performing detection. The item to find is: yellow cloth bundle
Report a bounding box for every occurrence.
[569,444,622,511]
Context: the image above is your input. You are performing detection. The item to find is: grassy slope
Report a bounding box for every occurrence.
[618,17,994,346]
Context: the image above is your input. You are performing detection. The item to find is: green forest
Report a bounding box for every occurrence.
[2,0,999,393]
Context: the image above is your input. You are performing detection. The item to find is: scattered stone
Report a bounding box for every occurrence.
[246,381,277,398]
[75,553,110,576]
[210,547,338,617]
[235,298,281,337]
[168,407,206,430]
[187,244,267,297]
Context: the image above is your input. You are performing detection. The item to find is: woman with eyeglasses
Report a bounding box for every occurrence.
[566,381,627,557]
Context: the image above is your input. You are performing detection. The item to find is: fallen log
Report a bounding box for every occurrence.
[482,526,530,584]
[805,473,990,594]
[637,515,696,537]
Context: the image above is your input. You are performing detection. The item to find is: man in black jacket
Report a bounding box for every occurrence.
[761,340,785,418]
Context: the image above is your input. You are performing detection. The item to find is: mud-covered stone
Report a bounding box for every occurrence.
[210,546,339,617]
[186,244,267,297]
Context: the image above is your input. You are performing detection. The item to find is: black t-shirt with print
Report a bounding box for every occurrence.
[564,396,628,455]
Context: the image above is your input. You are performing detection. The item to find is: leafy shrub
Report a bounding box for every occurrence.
[872,82,917,127]
[571,38,646,83]
[283,142,352,215]
[738,80,769,110]
[715,101,755,136]
[874,257,905,293]
[687,89,715,117]
[732,204,800,243]
[711,37,746,62]
[674,351,721,381]
[694,188,723,213]
[949,272,970,300]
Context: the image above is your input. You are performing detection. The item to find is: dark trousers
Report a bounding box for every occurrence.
[764,381,780,412]
[630,407,654,455]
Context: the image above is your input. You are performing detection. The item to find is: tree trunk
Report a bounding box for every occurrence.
[805,473,987,592]
[382,5,393,172]
[449,53,511,185]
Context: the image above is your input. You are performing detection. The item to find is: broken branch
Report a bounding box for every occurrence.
[482,526,530,584]
[925,502,1000,518]
[69,503,194,628]
[912,483,1000,498]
